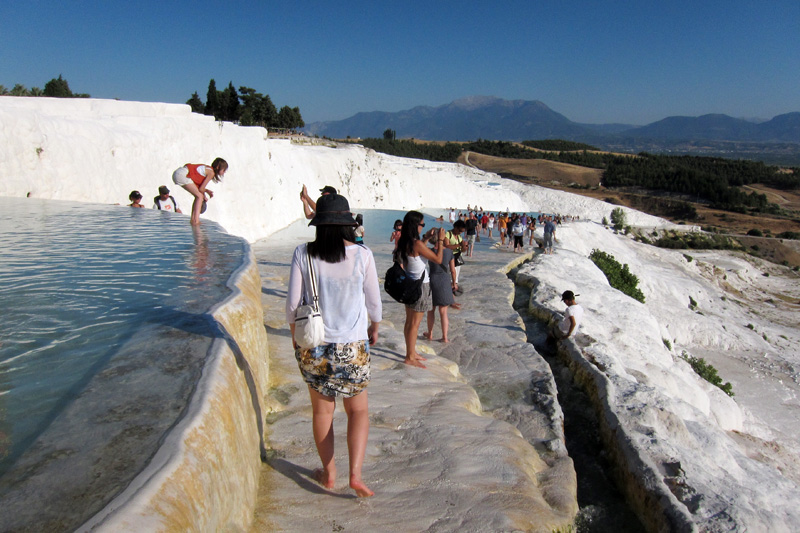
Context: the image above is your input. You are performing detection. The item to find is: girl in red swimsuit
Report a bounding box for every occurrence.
[171,157,228,225]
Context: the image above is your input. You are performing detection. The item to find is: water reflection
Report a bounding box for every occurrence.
[0,197,245,478]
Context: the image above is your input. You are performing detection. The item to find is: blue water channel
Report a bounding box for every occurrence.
[0,197,246,480]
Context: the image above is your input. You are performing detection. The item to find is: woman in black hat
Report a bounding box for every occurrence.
[285,193,381,497]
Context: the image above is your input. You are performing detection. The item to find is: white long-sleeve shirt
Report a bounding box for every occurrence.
[286,243,382,344]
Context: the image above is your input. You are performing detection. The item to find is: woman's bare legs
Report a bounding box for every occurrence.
[343,391,374,497]
[403,306,426,367]
[181,182,206,225]
[439,306,450,343]
[424,309,436,340]
[308,387,336,489]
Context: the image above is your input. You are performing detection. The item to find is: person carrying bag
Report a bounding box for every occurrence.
[293,247,325,349]
[285,193,381,498]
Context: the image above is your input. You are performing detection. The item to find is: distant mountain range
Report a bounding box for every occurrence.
[303,96,800,158]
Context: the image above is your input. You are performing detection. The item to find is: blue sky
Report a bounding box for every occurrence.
[2,1,798,125]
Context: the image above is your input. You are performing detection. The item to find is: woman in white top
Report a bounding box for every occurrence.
[286,194,381,498]
[394,210,445,368]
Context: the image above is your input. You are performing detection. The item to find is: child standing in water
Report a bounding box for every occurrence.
[171,158,228,225]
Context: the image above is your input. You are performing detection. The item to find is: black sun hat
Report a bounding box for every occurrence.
[309,193,358,226]
[561,290,579,301]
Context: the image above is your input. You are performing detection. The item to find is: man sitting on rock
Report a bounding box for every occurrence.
[556,290,583,339]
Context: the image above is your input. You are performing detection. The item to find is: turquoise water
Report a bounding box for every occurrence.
[0,197,246,479]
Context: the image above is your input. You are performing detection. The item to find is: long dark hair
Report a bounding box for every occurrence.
[395,210,423,263]
[211,157,228,183]
[307,225,356,263]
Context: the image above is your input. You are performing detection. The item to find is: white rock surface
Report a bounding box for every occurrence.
[522,221,800,531]
[0,97,670,243]
[3,96,798,530]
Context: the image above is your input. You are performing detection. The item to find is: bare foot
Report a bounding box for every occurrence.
[422,331,433,340]
[313,468,336,490]
[414,353,427,361]
[403,357,427,369]
[350,478,374,498]
[440,338,450,343]
[450,303,462,310]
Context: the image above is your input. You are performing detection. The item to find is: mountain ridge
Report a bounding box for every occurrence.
[303,97,800,148]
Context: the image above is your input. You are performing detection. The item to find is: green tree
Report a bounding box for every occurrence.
[277,105,304,130]
[220,81,240,122]
[10,84,29,96]
[43,75,73,97]
[238,87,277,127]
[383,128,396,140]
[186,91,204,113]
[290,106,304,129]
[205,79,219,118]
[29,87,43,96]
[0,85,9,95]
[610,207,626,231]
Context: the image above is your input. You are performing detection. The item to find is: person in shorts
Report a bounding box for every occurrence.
[286,193,381,498]
[394,210,446,369]
[171,158,227,225]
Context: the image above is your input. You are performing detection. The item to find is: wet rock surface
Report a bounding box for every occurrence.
[249,225,577,532]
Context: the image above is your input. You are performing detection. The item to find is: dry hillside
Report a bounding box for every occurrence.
[458,150,800,267]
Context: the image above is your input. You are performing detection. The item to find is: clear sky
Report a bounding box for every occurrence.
[2,1,798,126]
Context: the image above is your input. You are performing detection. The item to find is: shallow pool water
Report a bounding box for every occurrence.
[0,197,246,481]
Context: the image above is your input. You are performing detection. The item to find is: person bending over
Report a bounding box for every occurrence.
[171,158,227,225]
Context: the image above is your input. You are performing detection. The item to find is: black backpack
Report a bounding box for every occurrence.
[154,195,177,210]
[384,262,425,304]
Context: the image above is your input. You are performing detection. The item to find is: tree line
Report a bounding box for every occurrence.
[463,139,615,169]
[359,137,798,215]
[602,153,798,212]
[186,79,304,130]
[521,139,599,151]
[356,138,463,162]
[0,75,89,98]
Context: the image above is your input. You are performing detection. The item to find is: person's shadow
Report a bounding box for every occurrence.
[266,458,356,499]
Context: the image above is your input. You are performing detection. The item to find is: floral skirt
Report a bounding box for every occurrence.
[295,340,370,398]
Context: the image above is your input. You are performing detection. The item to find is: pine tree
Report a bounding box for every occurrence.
[221,81,240,122]
[43,75,73,97]
[205,79,219,118]
[186,92,204,113]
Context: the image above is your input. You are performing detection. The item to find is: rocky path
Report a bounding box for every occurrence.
[247,227,576,532]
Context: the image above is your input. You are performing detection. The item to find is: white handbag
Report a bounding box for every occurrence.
[294,247,325,350]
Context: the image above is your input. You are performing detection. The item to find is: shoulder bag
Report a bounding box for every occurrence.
[294,246,326,350]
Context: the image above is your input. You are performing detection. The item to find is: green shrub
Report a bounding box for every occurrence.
[654,231,743,251]
[747,229,763,237]
[689,296,698,310]
[610,207,626,231]
[663,338,672,351]
[683,253,693,262]
[589,249,646,303]
[681,351,734,396]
